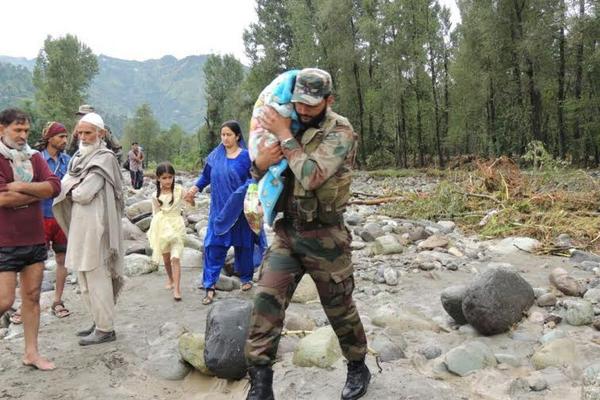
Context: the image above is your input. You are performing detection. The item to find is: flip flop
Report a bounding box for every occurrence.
[51,301,71,318]
[241,282,253,292]
[202,289,215,305]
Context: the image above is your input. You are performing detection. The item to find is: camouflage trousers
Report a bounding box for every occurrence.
[245,219,368,366]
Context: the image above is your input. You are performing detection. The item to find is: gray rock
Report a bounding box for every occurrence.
[537,293,557,307]
[292,326,342,368]
[291,275,319,303]
[437,221,456,234]
[440,285,468,325]
[180,248,202,268]
[184,235,203,251]
[555,233,573,248]
[371,334,405,362]
[531,338,576,370]
[351,241,366,250]
[532,287,548,298]
[581,261,600,272]
[419,262,437,271]
[418,345,442,360]
[345,214,363,226]
[528,376,548,391]
[539,329,566,344]
[135,216,153,232]
[444,341,497,376]
[124,254,158,277]
[186,212,204,225]
[571,250,600,264]
[563,299,594,326]
[125,199,153,220]
[125,240,148,255]
[360,223,385,242]
[594,317,600,331]
[285,312,316,332]
[495,353,522,367]
[583,363,600,399]
[372,305,440,333]
[489,237,540,255]
[214,275,240,291]
[383,268,398,286]
[408,227,430,242]
[122,217,146,241]
[373,235,404,255]
[584,288,600,304]
[144,349,191,381]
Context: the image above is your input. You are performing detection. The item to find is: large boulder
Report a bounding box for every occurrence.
[122,217,146,241]
[204,299,252,380]
[444,341,497,376]
[292,326,342,368]
[126,199,153,220]
[181,248,202,268]
[124,254,158,276]
[462,267,534,335]
[440,285,468,325]
[179,333,213,376]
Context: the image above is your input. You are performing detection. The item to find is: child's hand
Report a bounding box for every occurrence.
[259,106,292,140]
[255,140,283,171]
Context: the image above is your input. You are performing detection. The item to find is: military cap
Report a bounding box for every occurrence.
[291,68,332,106]
[76,104,95,116]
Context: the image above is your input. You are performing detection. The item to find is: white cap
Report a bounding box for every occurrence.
[79,112,104,130]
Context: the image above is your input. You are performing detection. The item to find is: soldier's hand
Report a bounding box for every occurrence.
[259,106,292,140]
[255,140,283,171]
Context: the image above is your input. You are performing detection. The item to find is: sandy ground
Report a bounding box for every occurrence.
[1,249,596,400]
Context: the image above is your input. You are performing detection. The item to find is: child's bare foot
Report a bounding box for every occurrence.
[173,289,182,301]
[165,282,174,290]
[22,355,55,371]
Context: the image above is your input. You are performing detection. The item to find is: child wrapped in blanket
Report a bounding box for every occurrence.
[245,70,300,233]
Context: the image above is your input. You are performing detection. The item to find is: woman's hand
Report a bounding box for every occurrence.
[184,187,198,205]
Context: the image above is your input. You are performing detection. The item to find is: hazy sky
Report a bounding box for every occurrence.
[0,0,459,62]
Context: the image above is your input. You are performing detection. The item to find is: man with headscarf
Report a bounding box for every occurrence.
[53,112,125,346]
[0,108,61,370]
[66,105,122,159]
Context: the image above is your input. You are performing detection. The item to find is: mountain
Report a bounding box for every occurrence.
[0,54,208,133]
[0,62,34,110]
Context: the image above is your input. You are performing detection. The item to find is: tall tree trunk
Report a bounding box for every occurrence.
[510,0,526,152]
[526,59,543,142]
[573,0,585,164]
[487,75,497,156]
[442,39,450,160]
[401,94,408,168]
[427,29,443,167]
[349,17,367,165]
[557,0,567,158]
[415,72,425,167]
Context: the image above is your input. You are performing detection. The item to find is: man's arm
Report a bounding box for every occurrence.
[71,172,105,205]
[0,191,40,208]
[7,181,56,199]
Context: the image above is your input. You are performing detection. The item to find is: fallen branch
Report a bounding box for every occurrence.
[352,191,380,198]
[349,196,404,205]
[462,192,503,204]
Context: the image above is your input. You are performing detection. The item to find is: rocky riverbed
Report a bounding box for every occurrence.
[2,170,600,400]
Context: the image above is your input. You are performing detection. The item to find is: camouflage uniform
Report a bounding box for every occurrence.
[245,69,368,367]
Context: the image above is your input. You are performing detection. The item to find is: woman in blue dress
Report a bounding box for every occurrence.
[185,120,266,305]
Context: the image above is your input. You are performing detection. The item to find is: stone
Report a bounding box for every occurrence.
[531,338,576,370]
[419,262,437,271]
[370,334,405,362]
[563,299,594,326]
[373,235,404,255]
[125,199,153,220]
[123,254,158,276]
[444,341,497,376]
[539,330,566,344]
[594,317,600,331]
[570,250,600,264]
[284,312,316,332]
[528,376,548,391]
[440,285,468,325]
[291,275,319,303]
[144,349,191,381]
[408,227,430,242]
[447,247,464,258]
[181,248,202,268]
[345,214,364,226]
[550,267,585,297]
[204,299,253,380]
[214,275,240,291]
[351,241,366,250]
[418,345,442,360]
[583,363,600,400]
[179,333,213,376]
[555,233,573,248]
[184,235,203,251]
[122,217,146,241]
[581,261,600,272]
[372,305,440,333]
[489,237,540,255]
[125,240,148,255]
[135,216,153,232]
[462,267,534,335]
[418,234,449,250]
[584,288,600,304]
[360,223,385,242]
[186,212,204,225]
[537,293,557,307]
[437,221,456,233]
[383,268,398,286]
[495,353,522,367]
[292,326,342,368]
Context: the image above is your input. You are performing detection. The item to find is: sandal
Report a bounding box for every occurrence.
[51,301,71,318]
[241,282,253,292]
[9,308,22,325]
[202,289,215,305]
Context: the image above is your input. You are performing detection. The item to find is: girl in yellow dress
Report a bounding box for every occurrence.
[147,162,186,301]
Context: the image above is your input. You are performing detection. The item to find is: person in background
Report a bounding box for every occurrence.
[128,142,144,189]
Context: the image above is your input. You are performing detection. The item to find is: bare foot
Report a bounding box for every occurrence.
[22,355,56,371]
[165,282,174,290]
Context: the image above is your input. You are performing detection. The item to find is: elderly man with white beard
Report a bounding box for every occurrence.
[53,112,125,346]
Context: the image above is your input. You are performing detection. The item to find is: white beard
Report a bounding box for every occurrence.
[78,139,101,157]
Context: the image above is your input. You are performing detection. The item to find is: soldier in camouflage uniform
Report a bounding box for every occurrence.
[245,68,371,400]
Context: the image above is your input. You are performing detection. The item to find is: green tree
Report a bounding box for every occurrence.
[32,34,98,128]
[122,104,161,163]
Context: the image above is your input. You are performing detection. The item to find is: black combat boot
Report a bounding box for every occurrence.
[247,365,275,400]
[341,359,371,400]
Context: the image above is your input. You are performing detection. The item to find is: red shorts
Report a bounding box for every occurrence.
[44,217,67,253]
